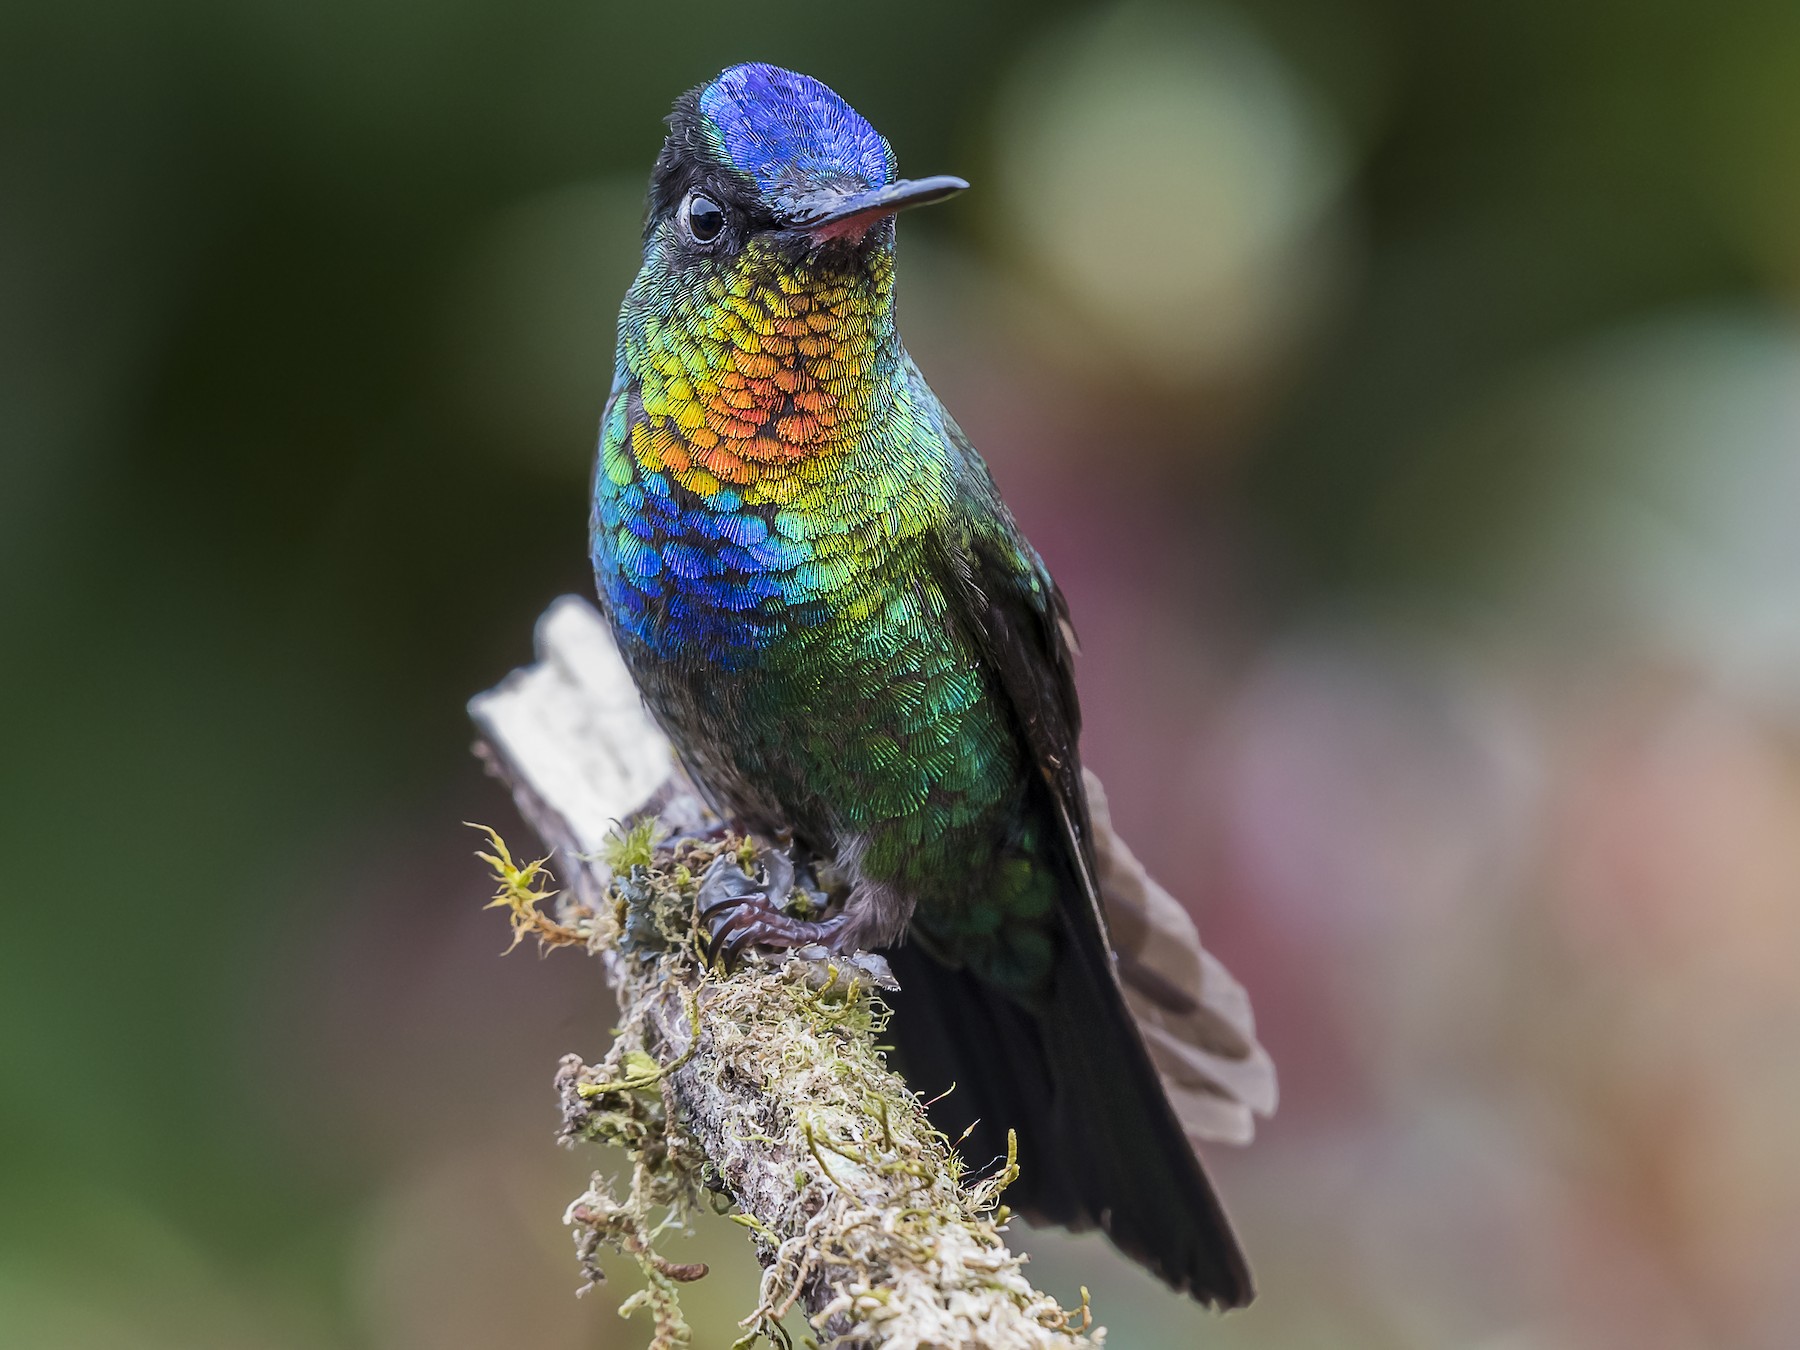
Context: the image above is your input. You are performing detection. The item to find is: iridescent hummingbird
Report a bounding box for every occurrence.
[590,62,1274,1305]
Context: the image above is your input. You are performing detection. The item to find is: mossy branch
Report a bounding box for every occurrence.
[468,596,1102,1349]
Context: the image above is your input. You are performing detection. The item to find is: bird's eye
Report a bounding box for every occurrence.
[683,191,726,244]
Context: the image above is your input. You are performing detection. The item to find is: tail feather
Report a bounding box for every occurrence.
[884,925,1256,1307]
[1087,770,1278,1147]
[881,772,1274,1307]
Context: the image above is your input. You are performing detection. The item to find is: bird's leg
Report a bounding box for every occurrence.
[697,845,852,967]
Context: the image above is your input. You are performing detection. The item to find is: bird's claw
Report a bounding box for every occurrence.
[786,945,899,995]
[697,851,845,969]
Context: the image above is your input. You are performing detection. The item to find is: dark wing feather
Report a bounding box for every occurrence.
[956,517,1112,946]
[883,414,1255,1306]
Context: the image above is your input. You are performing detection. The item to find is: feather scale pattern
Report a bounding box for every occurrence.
[588,63,1272,1306]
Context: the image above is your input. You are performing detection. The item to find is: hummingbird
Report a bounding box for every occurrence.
[590,62,1273,1307]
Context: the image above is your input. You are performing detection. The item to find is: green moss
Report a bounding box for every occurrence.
[486,822,1101,1347]
[603,817,664,872]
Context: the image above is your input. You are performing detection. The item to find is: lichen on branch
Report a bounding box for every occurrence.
[475,825,1102,1349]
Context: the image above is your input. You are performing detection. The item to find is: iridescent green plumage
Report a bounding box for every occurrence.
[590,63,1254,1306]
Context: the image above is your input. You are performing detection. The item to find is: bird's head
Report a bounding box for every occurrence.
[614,67,963,481]
[640,63,965,297]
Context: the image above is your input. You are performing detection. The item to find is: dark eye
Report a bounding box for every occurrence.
[683,191,725,244]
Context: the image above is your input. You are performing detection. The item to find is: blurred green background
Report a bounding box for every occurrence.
[5,1,1799,1346]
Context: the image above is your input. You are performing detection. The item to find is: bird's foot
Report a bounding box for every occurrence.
[697,850,849,967]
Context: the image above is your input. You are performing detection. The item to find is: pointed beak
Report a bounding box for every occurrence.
[793,174,969,240]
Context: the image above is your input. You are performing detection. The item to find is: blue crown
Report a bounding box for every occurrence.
[699,64,896,215]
